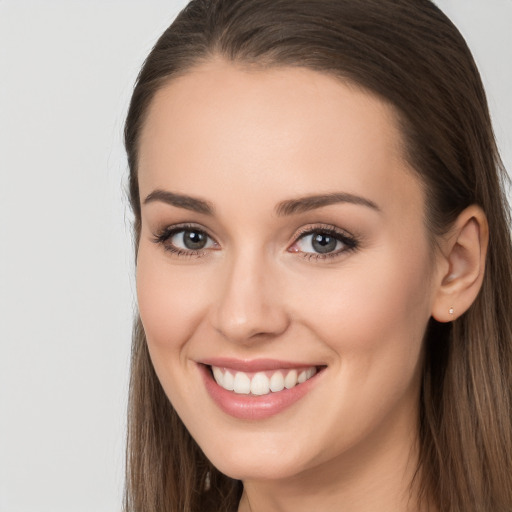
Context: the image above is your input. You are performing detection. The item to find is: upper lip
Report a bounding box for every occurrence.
[199,357,323,372]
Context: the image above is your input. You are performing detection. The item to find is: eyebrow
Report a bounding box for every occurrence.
[275,192,380,216]
[143,189,214,215]
[143,189,380,217]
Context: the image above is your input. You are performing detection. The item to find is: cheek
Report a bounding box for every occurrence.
[290,243,433,367]
[136,244,210,356]
[285,250,432,453]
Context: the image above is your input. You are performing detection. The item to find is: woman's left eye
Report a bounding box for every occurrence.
[289,228,358,258]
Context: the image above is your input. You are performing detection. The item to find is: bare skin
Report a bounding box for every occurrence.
[136,59,487,512]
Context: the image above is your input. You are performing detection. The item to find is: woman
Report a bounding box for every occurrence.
[123,1,512,510]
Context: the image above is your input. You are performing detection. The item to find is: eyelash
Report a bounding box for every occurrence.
[291,224,359,261]
[151,223,360,261]
[152,223,215,258]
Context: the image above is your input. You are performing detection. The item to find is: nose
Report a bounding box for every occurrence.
[211,249,290,344]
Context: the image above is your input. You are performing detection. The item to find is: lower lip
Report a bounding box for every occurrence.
[199,364,322,420]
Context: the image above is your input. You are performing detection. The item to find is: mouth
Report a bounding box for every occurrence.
[199,359,326,420]
[210,365,319,396]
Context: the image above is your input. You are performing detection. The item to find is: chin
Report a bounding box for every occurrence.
[197,432,318,482]
[212,455,303,482]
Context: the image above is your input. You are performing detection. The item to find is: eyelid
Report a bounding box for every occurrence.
[151,222,219,256]
[288,223,359,260]
[151,221,359,260]
[292,223,354,239]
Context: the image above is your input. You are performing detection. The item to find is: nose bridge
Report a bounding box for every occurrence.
[212,244,289,343]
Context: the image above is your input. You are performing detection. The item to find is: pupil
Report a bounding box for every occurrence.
[312,233,337,254]
[183,231,207,250]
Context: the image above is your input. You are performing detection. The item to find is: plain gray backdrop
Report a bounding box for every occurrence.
[0,1,510,511]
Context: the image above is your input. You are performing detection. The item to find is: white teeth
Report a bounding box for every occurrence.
[269,371,285,392]
[233,372,251,394]
[284,369,298,389]
[223,370,234,391]
[211,366,318,395]
[212,366,223,384]
[250,372,270,395]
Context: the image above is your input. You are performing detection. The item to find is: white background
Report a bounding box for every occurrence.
[0,1,510,511]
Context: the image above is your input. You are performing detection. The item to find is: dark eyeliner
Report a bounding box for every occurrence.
[292,225,360,260]
[151,223,213,256]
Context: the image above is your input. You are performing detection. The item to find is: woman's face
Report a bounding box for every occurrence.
[136,60,441,482]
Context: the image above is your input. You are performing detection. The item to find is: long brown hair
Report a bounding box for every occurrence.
[124,1,512,510]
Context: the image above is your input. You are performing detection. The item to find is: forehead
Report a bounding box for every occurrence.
[137,59,423,219]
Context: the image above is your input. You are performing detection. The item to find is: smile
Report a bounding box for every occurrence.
[199,359,325,420]
[211,366,318,395]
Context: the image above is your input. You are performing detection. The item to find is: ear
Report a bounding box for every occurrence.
[431,205,489,322]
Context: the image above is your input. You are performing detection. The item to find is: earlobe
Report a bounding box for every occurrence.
[431,205,489,323]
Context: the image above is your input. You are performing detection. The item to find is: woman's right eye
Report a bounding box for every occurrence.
[153,226,218,256]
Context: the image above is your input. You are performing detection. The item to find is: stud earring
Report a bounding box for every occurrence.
[449,306,454,316]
